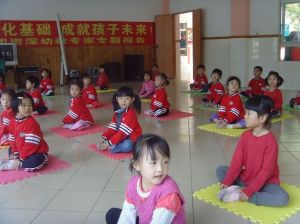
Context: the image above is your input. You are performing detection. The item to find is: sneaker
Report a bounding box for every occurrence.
[222,191,241,202]
[218,185,241,201]
[0,160,18,171]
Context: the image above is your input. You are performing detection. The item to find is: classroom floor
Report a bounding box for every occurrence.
[0,80,300,224]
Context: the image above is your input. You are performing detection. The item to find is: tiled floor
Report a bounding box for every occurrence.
[0,80,300,224]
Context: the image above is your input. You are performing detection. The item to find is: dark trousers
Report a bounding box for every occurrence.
[36,105,48,115]
[106,208,139,224]
[9,148,48,171]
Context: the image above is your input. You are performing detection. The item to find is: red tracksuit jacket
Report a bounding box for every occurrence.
[83,84,99,105]
[0,82,5,92]
[40,77,55,93]
[193,74,208,90]
[150,87,170,111]
[295,92,300,104]
[102,107,142,146]
[96,72,109,88]
[63,95,94,124]
[218,92,245,124]
[0,108,15,145]
[29,88,45,109]
[263,89,283,111]
[8,116,49,161]
[207,82,225,105]
[246,77,265,95]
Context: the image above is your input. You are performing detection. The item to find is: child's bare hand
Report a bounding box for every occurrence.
[98,141,110,151]
[216,120,227,129]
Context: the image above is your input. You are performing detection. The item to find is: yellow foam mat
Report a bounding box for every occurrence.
[190,104,218,112]
[271,113,294,123]
[181,90,207,95]
[96,88,117,94]
[197,114,294,137]
[194,183,300,224]
[141,98,151,103]
[197,123,247,137]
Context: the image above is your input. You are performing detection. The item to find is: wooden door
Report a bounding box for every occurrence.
[192,9,203,72]
[155,15,175,78]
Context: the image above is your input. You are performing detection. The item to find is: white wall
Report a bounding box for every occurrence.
[0,0,161,21]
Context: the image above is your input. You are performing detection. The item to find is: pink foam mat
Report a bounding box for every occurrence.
[88,144,133,160]
[49,125,106,139]
[0,155,71,184]
[33,110,59,118]
[144,109,193,121]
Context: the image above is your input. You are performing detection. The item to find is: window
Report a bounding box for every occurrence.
[280,1,300,61]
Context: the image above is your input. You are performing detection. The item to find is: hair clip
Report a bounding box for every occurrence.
[17,96,24,100]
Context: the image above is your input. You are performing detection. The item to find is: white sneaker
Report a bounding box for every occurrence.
[0,160,18,171]
[218,185,241,201]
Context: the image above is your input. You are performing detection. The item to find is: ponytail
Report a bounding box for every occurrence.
[133,94,141,114]
[160,73,169,86]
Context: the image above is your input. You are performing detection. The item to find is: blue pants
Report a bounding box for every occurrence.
[111,139,133,153]
[210,113,246,128]
[216,165,289,207]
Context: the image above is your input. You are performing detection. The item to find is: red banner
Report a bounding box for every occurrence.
[0,20,155,47]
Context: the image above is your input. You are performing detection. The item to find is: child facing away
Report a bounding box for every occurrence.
[0,89,16,147]
[26,75,48,115]
[263,71,284,118]
[289,91,300,109]
[40,68,55,96]
[202,68,225,107]
[62,79,94,131]
[0,74,6,93]
[241,66,265,98]
[0,92,49,171]
[151,63,160,81]
[82,74,101,108]
[96,64,110,90]
[98,86,142,153]
[139,71,155,99]
[216,95,289,206]
[190,64,208,92]
[106,134,186,224]
[210,76,245,129]
[144,73,170,117]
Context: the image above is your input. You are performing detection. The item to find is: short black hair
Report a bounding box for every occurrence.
[1,89,16,100]
[211,68,222,78]
[40,68,52,78]
[12,92,34,113]
[130,134,171,172]
[197,64,205,70]
[26,75,40,89]
[112,86,141,114]
[99,64,105,69]
[144,71,151,76]
[254,66,263,73]
[226,76,241,88]
[265,71,284,87]
[152,64,158,68]
[69,78,83,89]
[245,95,274,129]
[82,73,91,80]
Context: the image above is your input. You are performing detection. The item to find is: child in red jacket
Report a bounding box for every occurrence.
[0,89,16,147]
[98,86,142,153]
[210,76,245,129]
[82,74,100,108]
[0,92,49,171]
[96,65,110,90]
[263,71,284,118]
[26,75,48,115]
[144,73,170,117]
[40,68,55,96]
[216,95,289,207]
[151,63,160,81]
[202,68,225,107]
[241,66,265,98]
[62,79,94,130]
[289,91,300,109]
[190,64,208,91]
